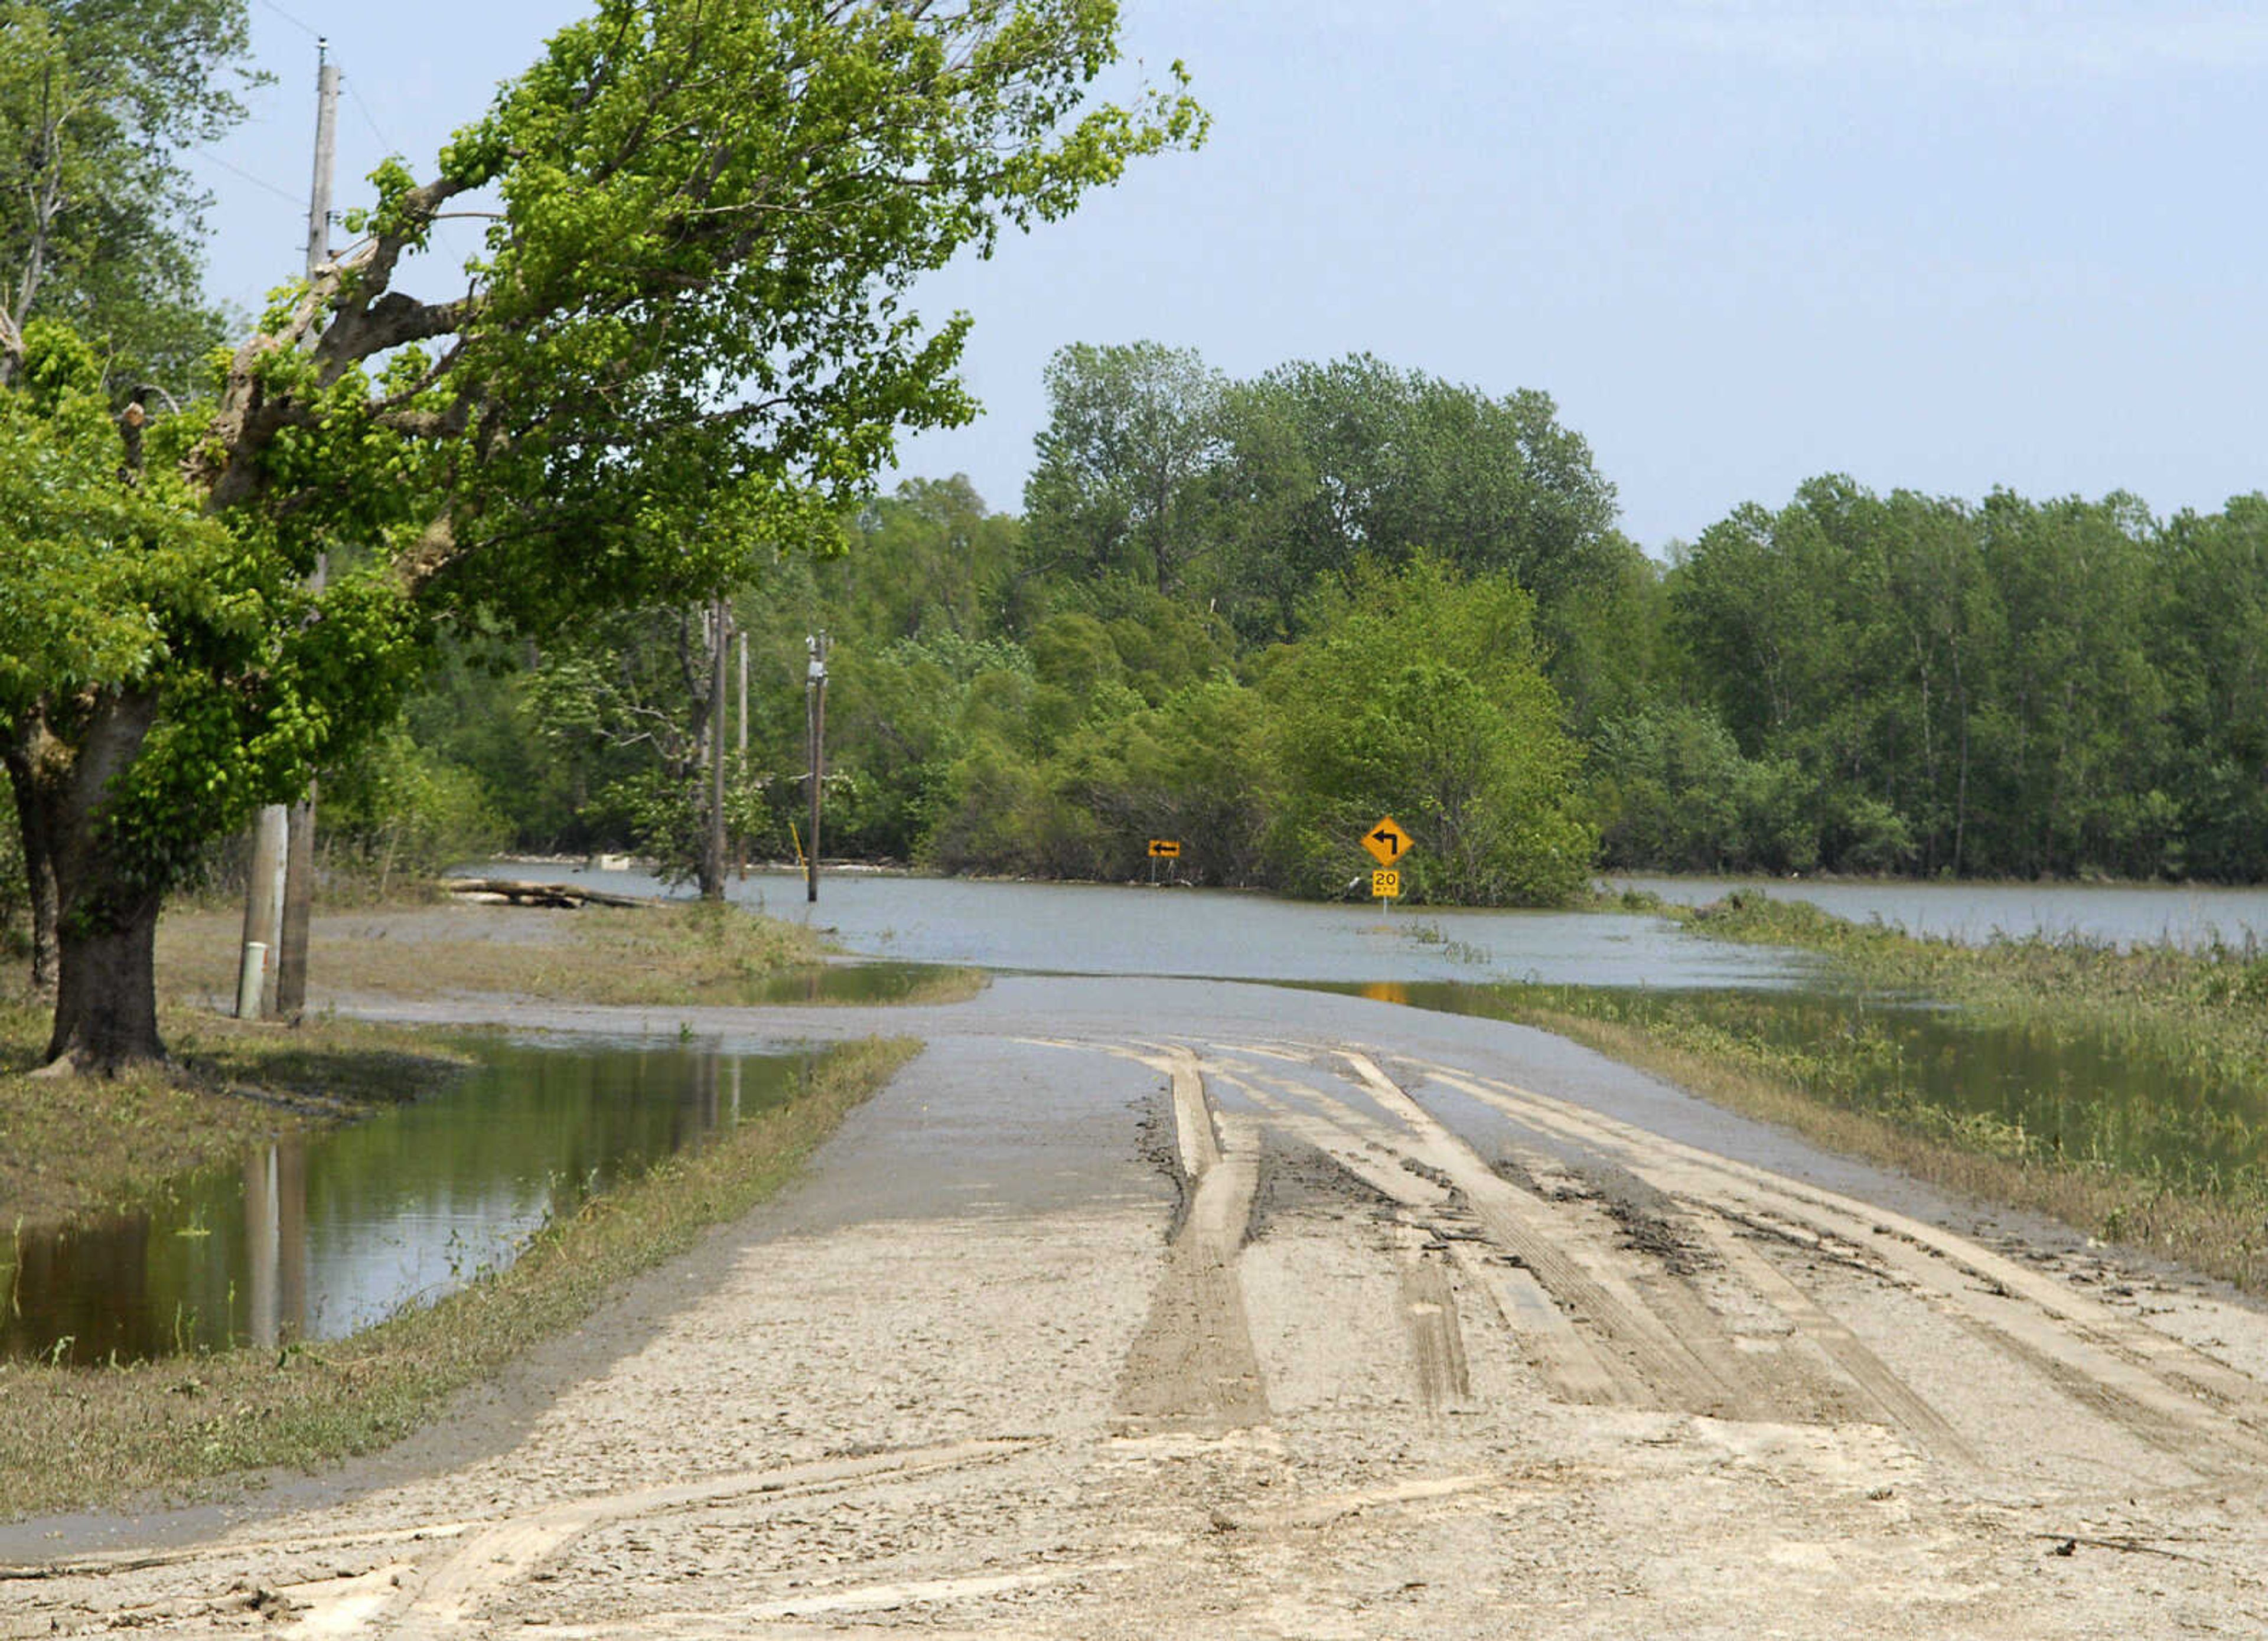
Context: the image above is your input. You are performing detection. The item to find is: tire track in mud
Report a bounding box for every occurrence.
[1314,1048,1771,1420]
[1402,1054,2268,1478]
[1392,1223,1473,1415]
[1689,1211,1980,1468]
[1022,1033,2268,1481]
[1212,1061,1638,1408]
[1113,1052,1269,1432]
[372,1440,1044,1635]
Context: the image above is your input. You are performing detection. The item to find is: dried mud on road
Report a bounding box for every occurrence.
[7,994,2268,1637]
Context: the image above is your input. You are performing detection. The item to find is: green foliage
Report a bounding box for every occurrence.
[409,0,1206,633]
[1,3,1205,1064]
[1260,556,1595,905]
[1018,342,1625,648]
[0,0,255,393]
[1206,355,1622,643]
[1654,476,2265,880]
[320,727,509,894]
[0,778,22,955]
[1023,341,1226,595]
[1586,704,1816,874]
[0,322,432,921]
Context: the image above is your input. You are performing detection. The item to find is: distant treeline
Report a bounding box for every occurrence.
[387,342,2268,900]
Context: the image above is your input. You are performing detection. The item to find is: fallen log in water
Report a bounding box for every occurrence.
[439,877,659,910]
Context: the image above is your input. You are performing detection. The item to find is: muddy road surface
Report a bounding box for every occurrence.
[7,976,2268,1636]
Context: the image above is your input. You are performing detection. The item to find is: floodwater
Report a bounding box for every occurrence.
[472,860,2268,964]
[1306,980,2268,1190]
[460,862,1814,988]
[735,960,966,1004]
[2,1040,816,1365]
[19,864,2268,1364]
[1611,873,2268,950]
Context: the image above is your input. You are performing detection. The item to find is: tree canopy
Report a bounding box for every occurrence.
[1,0,1204,1069]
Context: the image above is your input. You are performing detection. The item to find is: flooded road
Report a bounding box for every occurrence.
[15,972,2268,1637]
[18,869,2265,1363]
[464,860,1817,987]
[474,857,2268,958]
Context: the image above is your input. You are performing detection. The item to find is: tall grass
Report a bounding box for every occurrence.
[1516,892,2268,1293]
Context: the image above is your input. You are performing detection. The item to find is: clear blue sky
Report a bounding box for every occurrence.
[196,1,2268,550]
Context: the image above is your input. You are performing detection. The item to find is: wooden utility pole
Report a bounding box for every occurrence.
[241,40,338,1019]
[805,632,828,903]
[275,42,341,1017]
[304,44,340,282]
[236,810,286,1017]
[703,600,729,900]
[735,625,749,880]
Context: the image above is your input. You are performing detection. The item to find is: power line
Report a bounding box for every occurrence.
[341,72,475,271]
[256,0,322,40]
[343,76,397,156]
[185,145,302,207]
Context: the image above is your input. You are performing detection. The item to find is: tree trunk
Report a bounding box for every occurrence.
[45,895,164,1071]
[14,689,168,1072]
[2,742,60,995]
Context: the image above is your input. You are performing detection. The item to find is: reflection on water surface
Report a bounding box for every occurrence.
[2,1039,813,1365]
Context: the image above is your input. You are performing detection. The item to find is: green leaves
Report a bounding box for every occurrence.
[0,0,256,393]
[342,0,1204,632]
[1260,556,1595,906]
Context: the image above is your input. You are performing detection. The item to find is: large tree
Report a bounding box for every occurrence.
[2,0,1203,1071]
[1205,354,1620,643]
[1,0,258,993]
[1021,339,1225,596]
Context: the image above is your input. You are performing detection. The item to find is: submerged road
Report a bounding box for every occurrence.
[8,975,2268,1636]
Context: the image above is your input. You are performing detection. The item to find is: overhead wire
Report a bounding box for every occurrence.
[255,0,322,41]
[184,145,303,207]
[340,73,473,272]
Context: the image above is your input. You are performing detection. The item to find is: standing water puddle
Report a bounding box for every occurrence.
[2,1038,816,1365]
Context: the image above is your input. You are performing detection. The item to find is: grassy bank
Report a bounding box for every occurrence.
[157,899,823,1008]
[0,1004,478,1230]
[1518,892,2268,1293]
[0,1038,914,1521]
[154,898,985,1010]
[4,898,900,1232]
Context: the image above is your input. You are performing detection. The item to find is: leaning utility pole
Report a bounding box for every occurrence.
[805,632,829,903]
[239,40,339,1020]
[735,624,750,880]
[304,44,340,282]
[703,599,729,901]
[275,41,341,1017]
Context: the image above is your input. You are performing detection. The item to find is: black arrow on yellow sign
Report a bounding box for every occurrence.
[1363,816,1410,866]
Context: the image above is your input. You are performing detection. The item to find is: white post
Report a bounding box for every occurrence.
[235,940,270,1021]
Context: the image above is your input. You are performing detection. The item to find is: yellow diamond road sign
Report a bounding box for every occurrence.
[1363,816,1410,866]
